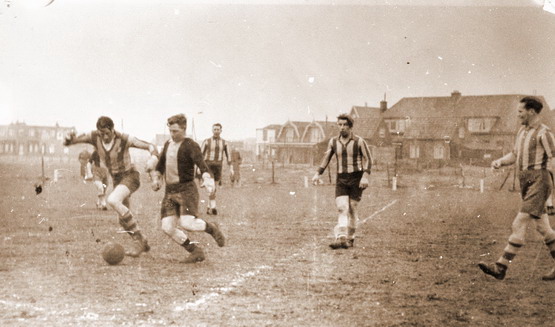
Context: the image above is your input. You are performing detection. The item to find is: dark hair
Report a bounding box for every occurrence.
[520,96,543,114]
[96,116,114,130]
[167,114,187,129]
[213,123,222,129]
[337,114,354,128]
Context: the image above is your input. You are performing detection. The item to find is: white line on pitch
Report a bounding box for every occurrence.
[358,200,398,226]
[175,200,397,311]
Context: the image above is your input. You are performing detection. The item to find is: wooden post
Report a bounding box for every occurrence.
[271,160,276,184]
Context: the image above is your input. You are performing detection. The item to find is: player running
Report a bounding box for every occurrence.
[64,116,159,257]
[150,114,225,263]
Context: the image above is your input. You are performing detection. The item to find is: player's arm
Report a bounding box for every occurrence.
[492,152,516,169]
[150,143,168,192]
[64,131,93,146]
[224,142,234,175]
[192,141,215,193]
[359,139,372,188]
[129,136,159,157]
[313,138,335,183]
[129,136,160,172]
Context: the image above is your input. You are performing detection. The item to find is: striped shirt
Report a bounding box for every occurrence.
[318,134,373,175]
[201,137,230,164]
[84,131,141,176]
[513,121,555,171]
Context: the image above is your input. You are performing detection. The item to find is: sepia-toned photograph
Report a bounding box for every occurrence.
[2,0,555,326]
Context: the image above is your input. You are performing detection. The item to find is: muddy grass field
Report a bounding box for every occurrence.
[1,159,555,326]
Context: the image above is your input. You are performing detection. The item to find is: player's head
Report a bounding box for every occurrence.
[96,116,115,143]
[167,114,187,142]
[212,123,222,138]
[518,96,543,126]
[337,114,354,137]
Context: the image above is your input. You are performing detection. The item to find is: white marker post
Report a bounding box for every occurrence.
[392,176,397,191]
[480,179,484,193]
[304,176,309,188]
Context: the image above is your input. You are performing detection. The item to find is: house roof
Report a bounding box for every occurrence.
[403,117,460,140]
[350,106,382,119]
[262,124,282,130]
[384,93,555,133]
[277,121,311,139]
[352,118,384,138]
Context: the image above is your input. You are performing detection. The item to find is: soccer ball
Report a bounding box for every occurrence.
[101,242,125,265]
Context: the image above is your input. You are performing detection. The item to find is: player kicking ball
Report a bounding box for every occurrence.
[149,114,225,263]
[64,116,158,257]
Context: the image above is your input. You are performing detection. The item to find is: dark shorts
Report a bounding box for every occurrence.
[231,164,241,182]
[161,181,199,218]
[335,171,365,202]
[519,169,552,218]
[207,162,223,182]
[112,169,141,194]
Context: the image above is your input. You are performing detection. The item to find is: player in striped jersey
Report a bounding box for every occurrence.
[312,114,373,249]
[64,116,159,257]
[479,97,555,280]
[150,114,225,263]
[200,123,233,215]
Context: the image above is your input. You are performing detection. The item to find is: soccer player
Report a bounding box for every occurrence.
[85,150,110,210]
[200,123,233,215]
[479,96,555,281]
[150,114,225,263]
[64,116,159,257]
[312,114,373,249]
[230,146,242,187]
[78,149,91,180]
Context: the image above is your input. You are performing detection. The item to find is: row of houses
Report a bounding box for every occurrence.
[256,91,555,167]
[0,121,89,158]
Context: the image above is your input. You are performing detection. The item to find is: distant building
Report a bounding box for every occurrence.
[256,124,281,161]
[0,121,87,158]
[383,91,555,166]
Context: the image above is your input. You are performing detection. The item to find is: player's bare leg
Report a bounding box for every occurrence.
[479,212,529,280]
[534,214,555,280]
[107,185,149,257]
[93,180,107,210]
[161,216,205,263]
[330,196,350,249]
[207,189,218,215]
[180,215,225,247]
[348,198,360,247]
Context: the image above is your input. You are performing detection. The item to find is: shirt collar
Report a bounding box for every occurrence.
[526,116,541,130]
[338,132,355,142]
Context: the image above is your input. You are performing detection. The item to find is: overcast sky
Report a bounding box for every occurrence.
[1,0,554,141]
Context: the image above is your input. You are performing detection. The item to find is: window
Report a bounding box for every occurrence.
[386,119,406,134]
[409,144,420,158]
[57,131,64,141]
[49,144,55,154]
[458,127,465,139]
[467,118,497,133]
[29,129,35,137]
[267,130,275,143]
[285,129,294,143]
[434,144,444,159]
[308,128,321,143]
[379,128,385,138]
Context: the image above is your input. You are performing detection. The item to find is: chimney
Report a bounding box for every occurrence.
[380,93,387,112]
[451,90,461,101]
